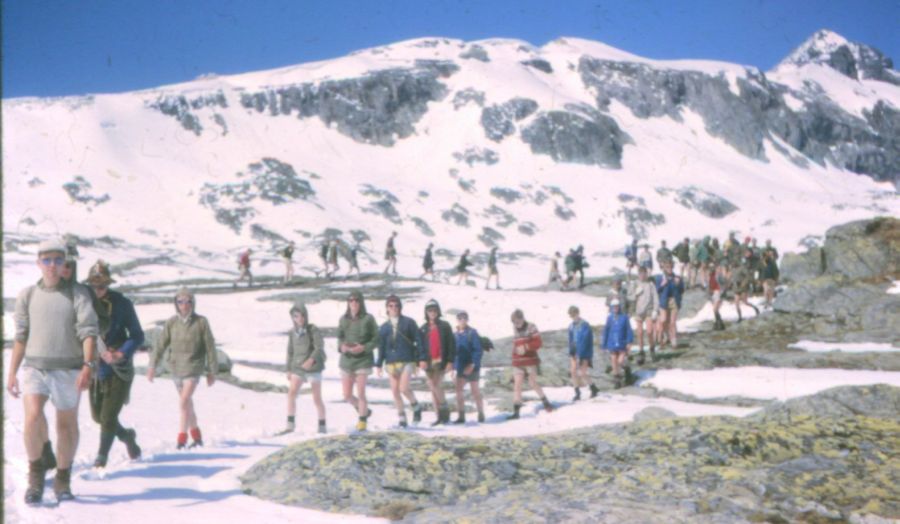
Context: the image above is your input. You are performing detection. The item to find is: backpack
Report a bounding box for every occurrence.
[479,335,494,352]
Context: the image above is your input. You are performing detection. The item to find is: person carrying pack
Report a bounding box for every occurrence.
[283,301,327,434]
[453,311,486,424]
[376,295,426,428]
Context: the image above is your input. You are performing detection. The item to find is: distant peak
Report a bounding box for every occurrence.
[775,29,898,85]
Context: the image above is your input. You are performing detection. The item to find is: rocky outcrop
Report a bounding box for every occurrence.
[241,385,900,523]
[655,186,738,218]
[480,98,539,142]
[777,29,900,85]
[520,107,629,168]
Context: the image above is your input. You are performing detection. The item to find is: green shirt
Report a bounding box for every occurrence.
[337,313,378,371]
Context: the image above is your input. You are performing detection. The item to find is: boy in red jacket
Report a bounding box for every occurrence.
[508,309,553,419]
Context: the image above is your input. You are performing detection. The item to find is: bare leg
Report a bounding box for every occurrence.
[668,309,679,348]
[23,395,49,461]
[287,374,303,418]
[569,357,579,388]
[389,373,404,413]
[400,369,417,405]
[355,374,368,417]
[579,360,593,386]
[455,378,466,414]
[179,379,199,432]
[311,381,326,420]
[341,373,359,411]
[55,408,80,470]
[528,371,546,398]
[513,372,524,405]
[470,381,484,415]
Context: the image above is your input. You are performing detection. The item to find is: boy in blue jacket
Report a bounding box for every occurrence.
[601,299,634,389]
[568,306,599,401]
[453,311,485,424]
[376,295,426,427]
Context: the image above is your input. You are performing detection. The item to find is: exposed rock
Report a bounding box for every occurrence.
[517,222,537,236]
[241,385,900,523]
[777,29,900,85]
[489,187,523,204]
[520,108,629,168]
[632,406,677,422]
[452,147,499,166]
[459,45,489,62]
[359,185,402,224]
[250,224,287,244]
[451,88,485,109]
[441,204,469,228]
[780,247,825,283]
[618,206,666,240]
[478,227,505,248]
[147,91,227,135]
[655,186,738,218]
[480,98,539,142]
[483,205,517,228]
[521,58,553,73]
[821,217,899,280]
[62,176,110,208]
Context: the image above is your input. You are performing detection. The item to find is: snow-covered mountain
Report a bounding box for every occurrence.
[3,29,898,288]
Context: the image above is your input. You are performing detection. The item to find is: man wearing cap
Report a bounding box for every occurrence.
[567,306,599,401]
[86,260,144,468]
[376,295,425,428]
[148,287,218,449]
[9,238,98,504]
[419,299,456,425]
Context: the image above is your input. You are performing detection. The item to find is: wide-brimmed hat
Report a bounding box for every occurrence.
[86,260,116,286]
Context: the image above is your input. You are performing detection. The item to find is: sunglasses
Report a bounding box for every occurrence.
[176,299,192,305]
[40,257,65,266]
[386,303,399,308]
[348,298,360,303]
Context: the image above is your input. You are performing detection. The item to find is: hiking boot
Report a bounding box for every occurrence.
[650,347,659,362]
[25,459,45,505]
[589,384,600,398]
[477,411,485,423]
[93,455,108,469]
[318,420,327,434]
[54,468,74,501]
[637,351,646,365]
[412,404,422,423]
[572,388,581,402]
[506,403,522,420]
[188,440,203,449]
[604,365,612,375]
[41,441,57,471]
[176,432,188,450]
[398,413,408,428]
[452,413,466,424]
[355,419,367,432]
[189,428,203,448]
[541,397,554,413]
[614,374,624,389]
[123,429,142,460]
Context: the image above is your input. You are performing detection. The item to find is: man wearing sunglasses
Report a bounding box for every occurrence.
[9,239,99,504]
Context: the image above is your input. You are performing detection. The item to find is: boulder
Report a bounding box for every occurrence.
[822,217,899,280]
[779,247,824,283]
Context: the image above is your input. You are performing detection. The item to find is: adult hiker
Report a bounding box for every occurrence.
[563,249,577,289]
[688,239,702,288]
[383,231,398,275]
[567,306,598,401]
[60,258,76,284]
[508,309,553,419]
[760,248,780,310]
[376,295,425,428]
[453,311,485,424]
[319,242,329,275]
[455,249,473,286]
[485,247,501,290]
[574,245,588,289]
[625,239,639,277]
[655,262,685,349]
[762,239,779,263]
[601,298,633,389]
[147,287,218,449]
[731,260,760,322]
[708,261,728,330]
[629,266,659,364]
[673,237,690,278]
[235,248,253,287]
[281,242,295,284]
[347,243,361,278]
[420,242,435,281]
[548,251,562,289]
[9,239,98,504]
[638,244,653,272]
[327,240,340,278]
[656,240,673,268]
[419,299,456,425]
[605,277,628,312]
[283,300,327,434]
[337,291,378,431]
[64,234,79,281]
[85,261,144,468]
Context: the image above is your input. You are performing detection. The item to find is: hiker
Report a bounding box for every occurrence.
[347,243,361,278]
[420,243,435,281]
[337,291,378,431]
[655,262,685,349]
[327,240,340,278]
[485,247,501,290]
[673,237,690,278]
[574,245,588,289]
[638,244,653,272]
[625,239,639,277]
[629,266,659,364]
[64,234,79,281]
[9,239,98,504]
[563,249,577,289]
[760,248,780,310]
[708,261,727,330]
[419,299,456,425]
[567,306,598,401]
[282,242,295,284]
[453,311,485,424]
[762,239,779,263]
[548,251,562,289]
[688,239,701,288]
[235,249,253,287]
[508,309,553,419]
[376,295,425,428]
[60,258,76,284]
[709,238,721,265]
[697,237,712,287]
[731,260,760,322]
[656,240,673,268]
[85,261,144,468]
[383,232,398,275]
[605,277,628,312]
[148,287,217,449]
[601,298,633,389]
[283,301,327,434]
[455,249,472,286]
[319,242,329,275]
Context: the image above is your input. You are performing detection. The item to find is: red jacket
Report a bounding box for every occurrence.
[512,322,542,367]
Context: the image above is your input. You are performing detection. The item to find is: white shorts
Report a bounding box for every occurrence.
[22,367,81,411]
[341,368,373,377]
[290,371,323,383]
[173,375,200,391]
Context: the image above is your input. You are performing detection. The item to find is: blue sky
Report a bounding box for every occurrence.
[3,0,897,98]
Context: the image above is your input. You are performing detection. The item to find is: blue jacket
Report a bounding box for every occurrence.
[377,315,424,366]
[568,319,594,359]
[655,273,685,309]
[96,290,144,380]
[454,327,483,371]
[601,313,633,351]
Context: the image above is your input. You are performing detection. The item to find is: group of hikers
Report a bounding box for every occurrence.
[8,232,779,505]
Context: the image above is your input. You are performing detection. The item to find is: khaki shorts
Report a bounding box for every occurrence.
[173,375,200,391]
[22,367,81,411]
[384,362,415,377]
[512,365,538,378]
[425,362,446,379]
[341,368,373,377]
[666,297,679,312]
[634,307,657,321]
[290,371,322,383]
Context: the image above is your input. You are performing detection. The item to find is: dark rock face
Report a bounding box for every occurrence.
[782,30,900,85]
[62,176,110,208]
[655,186,739,218]
[250,224,287,244]
[459,44,489,62]
[239,64,456,146]
[521,58,553,73]
[451,88,485,109]
[489,187,523,204]
[359,185,402,224]
[478,226,505,248]
[617,206,666,240]
[240,385,899,523]
[147,91,227,135]
[480,98,539,142]
[483,205,516,228]
[452,147,499,166]
[520,108,629,168]
[441,204,469,227]
[410,217,434,237]
[780,247,825,283]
